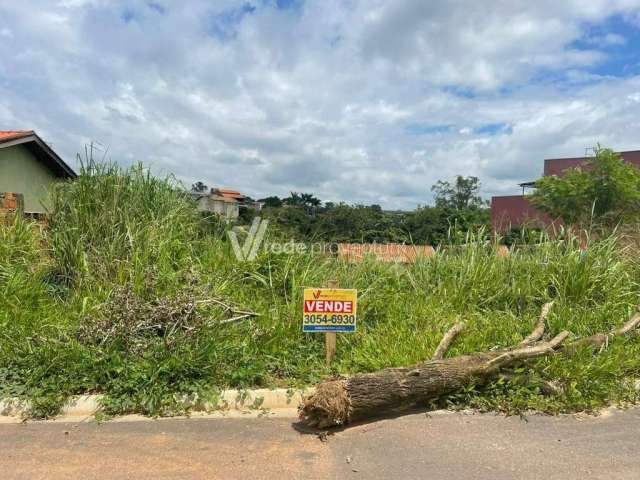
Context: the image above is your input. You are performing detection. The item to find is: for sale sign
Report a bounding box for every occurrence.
[303,288,357,332]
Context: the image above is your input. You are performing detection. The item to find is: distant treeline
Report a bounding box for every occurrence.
[248,176,490,245]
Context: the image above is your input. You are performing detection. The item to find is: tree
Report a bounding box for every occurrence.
[283,192,322,213]
[312,204,406,243]
[266,204,313,239]
[191,181,208,193]
[530,146,640,228]
[426,176,490,242]
[300,193,322,209]
[238,205,257,224]
[432,175,485,210]
[404,206,450,245]
[258,196,283,208]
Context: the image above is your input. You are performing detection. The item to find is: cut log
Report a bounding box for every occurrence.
[299,306,640,429]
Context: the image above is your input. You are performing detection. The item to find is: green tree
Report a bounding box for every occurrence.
[263,204,313,239]
[425,176,490,242]
[258,196,283,208]
[191,181,208,193]
[404,206,449,245]
[312,204,406,243]
[284,192,322,214]
[432,176,485,210]
[238,206,257,224]
[530,146,640,228]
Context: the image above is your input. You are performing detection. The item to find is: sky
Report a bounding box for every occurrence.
[1,0,640,209]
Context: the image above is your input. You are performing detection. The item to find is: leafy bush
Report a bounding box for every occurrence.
[531,146,640,229]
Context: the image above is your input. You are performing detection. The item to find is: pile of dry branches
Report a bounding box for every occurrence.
[78,286,257,355]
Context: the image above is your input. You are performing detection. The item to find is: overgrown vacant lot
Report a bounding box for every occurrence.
[2,162,640,418]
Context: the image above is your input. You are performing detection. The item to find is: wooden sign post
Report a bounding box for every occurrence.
[325,280,338,366]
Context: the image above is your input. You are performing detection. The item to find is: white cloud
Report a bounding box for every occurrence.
[602,33,627,45]
[584,32,627,46]
[1,0,640,208]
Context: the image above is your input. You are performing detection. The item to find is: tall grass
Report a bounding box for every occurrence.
[47,159,199,291]
[1,163,639,417]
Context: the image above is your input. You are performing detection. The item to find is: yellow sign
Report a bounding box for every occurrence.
[303,288,357,332]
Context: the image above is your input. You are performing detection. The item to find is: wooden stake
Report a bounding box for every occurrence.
[325,279,338,366]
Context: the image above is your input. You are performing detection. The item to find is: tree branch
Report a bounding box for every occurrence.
[613,312,640,336]
[519,301,554,346]
[488,331,570,369]
[432,322,465,360]
[563,312,640,354]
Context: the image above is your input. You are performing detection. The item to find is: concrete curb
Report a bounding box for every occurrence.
[0,388,314,421]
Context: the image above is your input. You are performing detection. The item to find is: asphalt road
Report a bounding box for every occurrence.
[1,407,639,479]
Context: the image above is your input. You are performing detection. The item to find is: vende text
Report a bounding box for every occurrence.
[304,301,353,313]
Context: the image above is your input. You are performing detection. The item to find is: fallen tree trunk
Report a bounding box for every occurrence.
[299,305,640,428]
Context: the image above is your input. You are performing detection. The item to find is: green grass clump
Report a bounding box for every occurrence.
[1,161,640,418]
[47,160,199,290]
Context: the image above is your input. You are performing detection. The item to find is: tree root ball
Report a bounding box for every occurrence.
[299,379,351,428]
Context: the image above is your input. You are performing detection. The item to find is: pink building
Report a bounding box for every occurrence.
[491,150,640,233]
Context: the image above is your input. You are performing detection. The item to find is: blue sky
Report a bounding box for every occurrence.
[573,14,640,77]
[1,1,640,209]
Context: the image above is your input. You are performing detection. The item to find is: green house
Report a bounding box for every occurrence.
[0,130,76,214]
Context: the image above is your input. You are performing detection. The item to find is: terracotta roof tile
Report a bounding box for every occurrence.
[217,189,246,200]
[0,130,34,143]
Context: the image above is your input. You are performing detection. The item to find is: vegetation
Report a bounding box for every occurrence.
[1,160,640,420]
[257,175,490,245]
[531,146,640,229]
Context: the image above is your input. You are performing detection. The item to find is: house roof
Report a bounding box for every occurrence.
[217,188,246,200]
[189,191,237,203]
[209,193,237,203]
[0,130,34,142]
[0,130,76,178]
